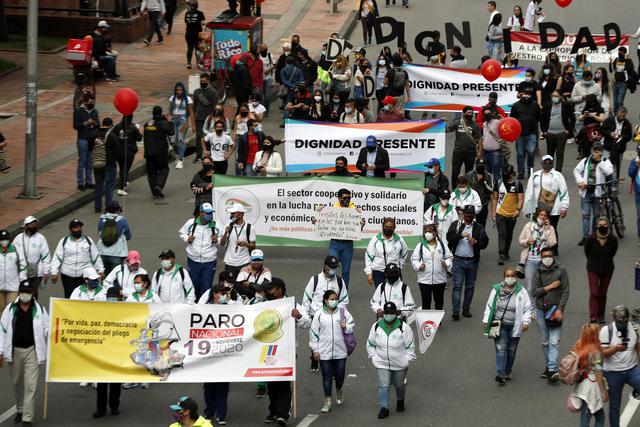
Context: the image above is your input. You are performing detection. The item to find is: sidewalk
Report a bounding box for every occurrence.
[0,0,356,233]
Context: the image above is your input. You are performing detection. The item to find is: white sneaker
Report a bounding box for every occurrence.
[336,389,344,405]
[122,383,139,389]
[567,138,574,145]
[117,189,128,196]
[79,382,89,387]
[141,383,150,389]
[175,160,184,169]
[91,382,97,389]
[321,397,332,413]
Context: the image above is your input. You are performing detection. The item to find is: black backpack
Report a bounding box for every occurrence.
[312,274,344,295]
[392,67,407,91]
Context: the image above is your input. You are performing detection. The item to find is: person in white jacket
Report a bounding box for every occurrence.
[70,268,108,301]
[0,230,27,313]
[309,290,355,414]
[12,216,51,295]
[517,208,556,293]
[450,176,482,215]
[151,249,195,304]
[103,250,147,298]
[0,281,49,425]
[573,142,615,244]
[51,219,104,298]
[523,155,569,253]
[423,189,456,246]
[178,203,221,300]
[125,273,160,303]
[252,137,283,177]
[482,268,532,385]
[97,201,132,275]
[411,221,452,311]
[370,263,415,320]
[364,218,408,287]
[366,301,416,419]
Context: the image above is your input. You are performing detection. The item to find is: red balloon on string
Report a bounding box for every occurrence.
[481,59,502,82]
[556,0,572,7]
[113,88,139,115]
[498,117,521,142]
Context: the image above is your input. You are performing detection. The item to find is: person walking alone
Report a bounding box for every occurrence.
[141,0,166,46]
[584,217,617,324]
[143,106,174,199]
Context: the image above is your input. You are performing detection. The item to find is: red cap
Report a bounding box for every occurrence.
[382,96,396,105]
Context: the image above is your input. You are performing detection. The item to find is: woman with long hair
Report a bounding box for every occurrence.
[168,82,194,169]
[252,136,282,177]
[487,13,504,61]
[544,52,562,76]
[573,52,592,81]
[308,89,330,121]
[537,63,559,107]
[330,55,352,104]
[507,5,524,31]
[374,53,391,112]
[584,217,618,324]
[594,67,612,117]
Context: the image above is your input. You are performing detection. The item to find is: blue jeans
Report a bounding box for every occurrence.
[187,259,217,300]
[319,358,346,397]
[172,114,187,160]
[94,165,116,211]
[494,323,520,375]
[524,259,539,294]
[451,256,478,314]
[376,368,407,409]
[101,255,125,277]
[203,382,229,420]
[613,82,627,112]
[603,367,640,427]
[97,55,116,78]
[483,150,502,181]
[580,192,601,238]
[243,164,256,176]
[76,139,93,186]
[635,192,640,238]
[516,134,537,176]
[328,240,354,287]
[536,308,562,371]
[372,270,386,288]
[580,404,604,427]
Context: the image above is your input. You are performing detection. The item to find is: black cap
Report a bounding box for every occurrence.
[324,256,339,268]
[383,301,397,314]
[384,263,400,275]
[152,105,163,116]
[440,189,451,199]
[69,219,84,229]
[267,277,286,292]
[463,205,476,214]
[0,229,9,240]
[106,287,121,299]
[251,281,268,292]
[219,270,236,284]
[158,249,176,259]
[170,396,198,414]
[19,280,35,292]
[475,158,486,166]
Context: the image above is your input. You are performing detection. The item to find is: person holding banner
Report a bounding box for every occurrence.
[327,156,356,177]
[482,267,532,384]
[424,189,456,245]
[370,263,415,321]
[356,135,390,177]
[449,107,482,188]
[220,203,257,276]
[411,220,452,311]
[365,218,408,286]
[366,301,415,419]
[0,280,48,426]
[309,290,355,413]
[235,249,272,300]
[151,249,196,304]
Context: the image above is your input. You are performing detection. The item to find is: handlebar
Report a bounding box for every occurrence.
[586,178,625,187]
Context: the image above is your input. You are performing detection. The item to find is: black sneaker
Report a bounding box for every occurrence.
[495,375,506,385]
[498,255,505,265]
[154,186,165,198]
[77,184,85,191]
[548,371,560,383]
[377,408,389,419]
[540,370,550,379]
[504,372,512,380]
[92,410,106,419]
[143,39,151,47]
[86,184,95,189]
[111,408,120,416]
[256,386,267,398]
[462,310,472,318]
[633,389,640,399]
[265,414,276,424]
[14,412,22,423]
[310,358,319,372]
[452,313,460,321]
[276,417,287,426]
[396,400,405,412]
[517,173,524,180]
[578,238,586,246]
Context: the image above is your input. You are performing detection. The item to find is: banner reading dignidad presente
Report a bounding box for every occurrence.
[284,119,446,174]
[213,175,423,248]
[404,64,526,112]
[46,298,296,383]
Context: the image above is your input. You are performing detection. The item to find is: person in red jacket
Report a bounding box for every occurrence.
[377,96,405,122]
[476,92,506,128]
[247,49,264,97]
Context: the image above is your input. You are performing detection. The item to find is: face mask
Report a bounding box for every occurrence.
[71,230,82,238]
[583,80,594,87]
[134,283,144,293]
[566,72,574,77]
[457,187,468,193]
[543,69,550,75]
[344,107,353,114]
[522,95,532,102]
[504,277,517,286]
[327,268,337,277]
[172,412,185,423]
[203,213,213,222]
[542,162,553,171]
[367,145,376,153]
[266,291,277,301]
[18,293,32,303]
[615,321,628,331]
[0,240,8,248]
[200,82,208,89]
[426,167,435,175]
[464,113,474,120]
[327,300,339,309]
[321,50,326,55]
[314,96,322,102]
[536,218,545,226]
[525,76,533,82]
[384,105,392,111]
[86,103,95,110]
[240,111,248,117]
[597,226,609,235]
[26,226,38,234]
[340,197,351,207]
[263,144,273,151]
[595,71,603,79]
[161,259,173,269]
[260,49,268,55]
[335,165,345,172]
[218,294,228,304]
[383,314,397,323]
[425,232,435,241]
[203,163,213,171]
[332,98,341,104]
[88,279,99,290]
[254,294,265,303]
[552,96,561,104]
[476,166,485,174]
[383,228,394,237]
[386,273,400,283]
[541,257,554,267]
[440,199,449,206]
[379,60,386,66]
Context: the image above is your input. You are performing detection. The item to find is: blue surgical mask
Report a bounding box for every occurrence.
[383,314,396,323]
[203,213,213,222]
[219,295,228,304]
[88,279,99,289]
[327,300,338,309]
[328,268,337,278]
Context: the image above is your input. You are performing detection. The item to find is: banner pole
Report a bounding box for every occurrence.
[292,380,297,419]
[43,381,48,420]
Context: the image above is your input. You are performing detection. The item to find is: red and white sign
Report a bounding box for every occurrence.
[510,32,630,63]
[414,310,445,354]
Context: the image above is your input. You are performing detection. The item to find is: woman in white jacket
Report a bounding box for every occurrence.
[252,137,282,177]
[483,268,532,385]
[366,301,415,419]
[309,290,355,414]
[411,221,452,311]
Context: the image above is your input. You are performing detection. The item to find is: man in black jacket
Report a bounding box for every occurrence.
[237,119,265,175]
[609,47,635,111]
[446,205,489,320]
[110,115,142,196]
[602,106,633,178]
[511,87,542,179]
[143,106,174,199]
[92,21,118,81]
[193,73,218,163]
[91,118,117,213]
[232,54,253,112]
[295,48,318,87]
[356,135,389,178]
[423,158,449,212]
[73,95,99,190]
[540,90,572,172]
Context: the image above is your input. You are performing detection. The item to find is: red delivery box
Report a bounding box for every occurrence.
[65,37,93,66]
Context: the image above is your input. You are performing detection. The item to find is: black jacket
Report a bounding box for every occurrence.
[143,116,174,158]
[356,146,390,178]
[92,31,108,57]
[193,86,218,121]
[540,102,572,134]
[73,106,99,140]
[237,131,266,165]
[110,120,142,159]
[601,116,633,163]
[232,62,253,103]
[510,99,542,136]
[91,126,119,167]
[297,58,318,86]
[423,172,449,211]
[446,220,489,262]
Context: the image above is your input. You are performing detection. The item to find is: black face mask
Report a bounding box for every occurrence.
[240,111,248,117]
[483,113,493,122]
[260,49,268,55]
[200,82,208,89]
[476,166,485,174]
[263,144,273,151]
[202,163,213,171]
[382,228,394,237]
[597,226,609,235]
[367,146,376,153]
[542,162,553,171]
[71,230,82,238]
[386,273,400,283]
[335,165,345,173]
[464,114,474,120]
[26,226,38,234]
[502,174,513,182]
[215,129,223,135]
[340,197,351,207]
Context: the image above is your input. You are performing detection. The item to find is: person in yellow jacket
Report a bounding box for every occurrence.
[169,396,213,427]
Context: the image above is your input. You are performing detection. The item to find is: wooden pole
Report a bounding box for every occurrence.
[292,380,297,419]
[43,382,48,420]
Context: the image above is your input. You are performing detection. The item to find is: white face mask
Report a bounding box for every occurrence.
[332,98,341,104]
[327,300,338,309]
[384,105,392,111]
[0,240,9,248]
[536,218,545,226]
[161,259,173,269]
[254,294,266,303]
[314,96,322,102]
[504,277,517,286]
[383,314,396,323]
[344,107,353,114]
[327,268,337,277]
[424,232,435,241]
[19,293,32,303]
[134,283,145,293]
[379,60,386,66]
[541,257,554,267]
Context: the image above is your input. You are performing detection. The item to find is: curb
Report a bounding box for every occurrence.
[0,46,68,54]
[0,64,22,79]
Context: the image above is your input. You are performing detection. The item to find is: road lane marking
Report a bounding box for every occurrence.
[296,414,318,427]
[0,405,17,423]
[621,392,640,427]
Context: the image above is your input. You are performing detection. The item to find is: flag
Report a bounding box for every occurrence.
[414,310,444,354]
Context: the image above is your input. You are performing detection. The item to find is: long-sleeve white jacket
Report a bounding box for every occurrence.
[0,300,49,364]
[366,318,416,370]
[151,264,196,304]
[0,245,26,291]
[302,272,349,316]
[573,156,615,198]
[12,232,51,277]
[523,169,570,216]
[309,307,355,360]
[179,218,221,263]
[104,264,148,297]
[364,233,408,275]
[370,279,415,319]
[449,188,482,214]
[51,234,104,277]
[410,239,452,284]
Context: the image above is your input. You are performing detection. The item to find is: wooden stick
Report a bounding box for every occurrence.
[43,381,48,420]
[292,380,297,419]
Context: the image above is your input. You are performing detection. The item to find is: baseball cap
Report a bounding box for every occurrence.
[324,255,339,268]
[158,249,176,259]
[592,141,604,151]
[541,154,553,162]
[425,158,440,167]
[69,219,84,229]
[219,270,236,284]
[366,135,377,147]
[439,188,451,199]
[250,249,264,261]
[463,205,476,214]
[383,301,397,314]
[97,20,111,29]
[83,267,99,280]
[19,280,35,293]
[170,396,198,414]
[384,263,400,275]
[0,229,10,240]
[127,250,141,264]
[106,200,122,212]
[225,203,248,214]
[200,202,214,213]
[23,216,37,226]
[382,95,396,105]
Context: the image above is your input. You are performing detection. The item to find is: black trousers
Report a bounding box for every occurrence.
[117,155,135,190]
[495,214,517,257]
[27,276,43,300]
[186,36,199,64]
[97,383,121,412]
[61,274,84,298]
[550,214,560,255]
[146,10,163,43]
[213,160,228,175]
[476,204,489,228]
[195,120,205,160]
[451,150,475,188]
[145,156,170,193]
[164,3,176,32]
[418,283,446,310]
[267,381,291,419]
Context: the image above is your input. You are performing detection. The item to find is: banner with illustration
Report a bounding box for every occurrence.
[414,310,445,354]
[509,32,630,64]
[46,298,296,383]
[284,119,445,174]
[212,175,423,248]
[404,64,526,112]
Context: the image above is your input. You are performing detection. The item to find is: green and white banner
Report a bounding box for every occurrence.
[213,175,423,248]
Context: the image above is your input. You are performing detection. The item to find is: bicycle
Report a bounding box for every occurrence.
[590,178,625,238]
[72,64,96,109]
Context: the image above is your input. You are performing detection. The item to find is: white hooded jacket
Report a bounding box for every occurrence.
[0,299,49,364]
[309,307,355,360]
[366,318,416,370]
[410,238,452,284]
[364,233,408,275]
[523,169,570,216]
[0,245,26,292]
[179,217,221,263]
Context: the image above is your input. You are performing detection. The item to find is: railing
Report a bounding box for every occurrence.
[6,1,142,18]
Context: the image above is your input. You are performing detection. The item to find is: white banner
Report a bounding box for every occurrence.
[316,206,363,241]
[284,119,446,174]
[415,310,445,354]
[510,32,630,64]
[404,64,526,112]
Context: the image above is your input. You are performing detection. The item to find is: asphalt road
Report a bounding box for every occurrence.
[2,2,640,426]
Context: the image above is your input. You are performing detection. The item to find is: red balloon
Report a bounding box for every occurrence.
[498,117,522,143]
[556,0,572,7]
[113,88,139,115]
[481,59,502,82]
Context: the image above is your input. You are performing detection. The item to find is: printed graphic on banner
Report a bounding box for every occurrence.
[47,298,296,383]
[509,32,630,63]
[213,175,423,248]
[326,38,353,62]
[284,119,445,174]
[316,206,363,241]
[404,64,526,112]
[414,310,445,354]
[212,29,247,70]
[197,31,212,71]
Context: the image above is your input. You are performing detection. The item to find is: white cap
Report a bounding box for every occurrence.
[225,203,248,214]
[97,20,111,29]
[83,267,99,280]
[250,249,264,260]
[200,202,214,213]
[541,154,554,162]
[23,216,37,226]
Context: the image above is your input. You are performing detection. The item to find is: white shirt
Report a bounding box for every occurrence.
[600,323,639,371]
[169,95,193,116]
[454,223,475,258]
[223,222,257,267]
[204,133,233,162]
[366,149,376,177]
[158,273,173,303]
[259,52,276,80]
[507,15,522,31]
[524,1,540,31]
[104,265,148,297]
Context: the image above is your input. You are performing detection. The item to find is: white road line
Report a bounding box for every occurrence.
[296,414,319,427]
[621,393,640,427]
[0,405,17,424]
